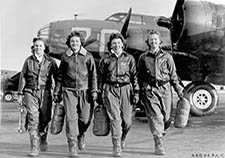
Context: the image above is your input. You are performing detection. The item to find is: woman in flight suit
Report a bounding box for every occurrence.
[137,30,183,155]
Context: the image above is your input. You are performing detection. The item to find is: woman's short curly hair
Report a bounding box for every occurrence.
[145,29,162,48]
[32,37,49,54]
[66,30,85,47]
[107,32,125,51]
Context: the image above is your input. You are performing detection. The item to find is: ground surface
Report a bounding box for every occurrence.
[0,91,225,158]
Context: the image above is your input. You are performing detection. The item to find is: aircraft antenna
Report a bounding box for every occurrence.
[74,14,78,20]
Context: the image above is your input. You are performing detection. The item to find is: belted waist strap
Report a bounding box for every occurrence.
[62,87,87,92]
[146,80,170,87]
[24,85,50,93]
[105,82,130,88]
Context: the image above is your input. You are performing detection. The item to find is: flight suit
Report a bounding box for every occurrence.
[137,49,183,137]
[98,51,139,147]
[18,53,58,153]
[54,47,97,150]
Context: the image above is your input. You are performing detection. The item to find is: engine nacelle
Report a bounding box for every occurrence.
[177,0,225,55]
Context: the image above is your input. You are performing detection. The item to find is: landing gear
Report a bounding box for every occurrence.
[183,82,218,116]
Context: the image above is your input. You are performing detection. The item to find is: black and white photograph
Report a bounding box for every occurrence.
[1,0,225,157]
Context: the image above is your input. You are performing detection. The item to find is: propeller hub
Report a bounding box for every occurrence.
[156,16,172,29]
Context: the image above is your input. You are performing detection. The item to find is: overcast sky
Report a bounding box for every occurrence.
[1,0,225,71]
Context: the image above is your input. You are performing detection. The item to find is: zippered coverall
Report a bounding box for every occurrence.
[137,49,183,137]
[18,54,58,142]
[98,51,139,140]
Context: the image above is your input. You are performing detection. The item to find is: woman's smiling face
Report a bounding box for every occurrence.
[33,40,45,56]
[70,36,81,51]
[111,38,123,55]
[148,33,161,52]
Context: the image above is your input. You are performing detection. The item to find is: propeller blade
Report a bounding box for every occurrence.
[171,0,185,45]
[157,0,185,48]
[121,8,132,38]
[169,28,174,54]
[83,39,97,48]
[172,0,185,20]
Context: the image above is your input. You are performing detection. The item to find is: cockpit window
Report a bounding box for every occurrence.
[105,13,148,25]
[105,13,126,22]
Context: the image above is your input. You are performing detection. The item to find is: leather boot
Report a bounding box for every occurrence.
[28,137,40,157]
[112,137,122,157]
[121,135,126,150]
[40,134,48,151]
[121,140,125,150]
[68,140,78,157]
[77,134,86,150]
[121,127,130,150]
[153,136,166,155]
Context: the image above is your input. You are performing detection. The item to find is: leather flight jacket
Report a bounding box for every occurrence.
[137,49,183,94]
[54,47,97,95]
[18,54,58,94]
[98,51,139,93]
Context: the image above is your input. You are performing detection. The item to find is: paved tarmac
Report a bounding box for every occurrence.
[0,91,225,158]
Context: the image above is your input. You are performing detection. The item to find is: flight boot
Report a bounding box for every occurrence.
[121,127,130,150]
[40,134,48,151]
[77,134,86,150]
[121,140,125,150]
[28,137,40,157]
[121,134,126,150]
[68,140,78,157]
[112,137,122,157]
[153,135,166,155]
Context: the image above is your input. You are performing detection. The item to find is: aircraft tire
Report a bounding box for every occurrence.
[183,82,218,116]
[4,93,13,102]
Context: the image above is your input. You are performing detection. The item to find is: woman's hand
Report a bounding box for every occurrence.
[17,94,23,105]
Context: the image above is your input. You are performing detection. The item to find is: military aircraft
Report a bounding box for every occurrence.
[1,70,19,102]
[5,0,225,116]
